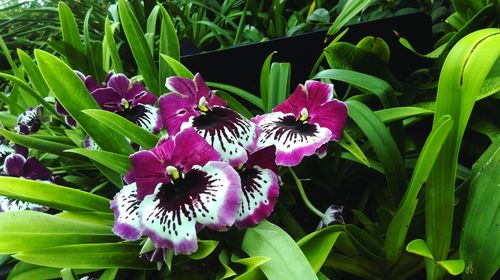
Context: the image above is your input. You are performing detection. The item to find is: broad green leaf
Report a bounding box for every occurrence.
[17,49,49,97]
[104,17,123,73]
[267,62,291,112]
[56,212,114,227]
[207,82,263,109]
[215,91,253,119]
[460,136,500,280]
[260,51,277,111]
[314,69,398,108]
[118,0,159,95]
[58,2,88,73]
[83,109,160,149]
[0,127,82,161]
[338,131,369,167]
[385,115,453,263]
[0,211,117,254]
[344,225,384,264]
[406,239,433,260]
[297,225,343,273]
[7,262,96,280]
[65,149,131,174]
[35,50,133,155]
[188,240,219,260]
[159,5,180,87]
[160,54,194,79]
[328,0,373,36]
[14,243,156,270]
[94,161,124,189]
[232,256,270,280]
[242,220,318,280]
[0,177,110,212]
[346,100,406,206]
[425,29,500,279]
[437,260,465,276]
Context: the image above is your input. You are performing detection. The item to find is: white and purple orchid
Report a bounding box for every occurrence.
[14,106,43,135]
[159,74,257,166]
[111,128,242,255]
[0,153,50,212]
[253,80,348,166]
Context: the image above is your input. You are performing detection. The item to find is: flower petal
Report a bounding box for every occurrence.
[236,166,279,228]
[272,81,334,116]
[128,84,157,106]
[0,195,48,212]
[4,154,26,177]
[246,146,278,174]
[83,135,100,150]
[23,157,51,180]
[254,112,332,166]
[91,87,122,112]
[183,107,257,166]
[0,144,15,169]
[117,104,162,134]
[309,99,348,141]
[317,205,345,230]
[107,74,131,97]
[139,161,241,255]
[111,183,142,240]
[169,128,221,172]
[158,93,198,135]
[15,106,43,135]
[129,150,169,200]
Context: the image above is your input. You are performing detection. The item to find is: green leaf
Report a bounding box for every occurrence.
[0,177,111,212]
[260,51,277,111]
[7,262,97,280]
[215,91,254,119]
[35,50,133,155]
[437,260,465,276]
[65,149,130,174]
[217,251,237,279]
[103,17,124,73]
[242,220,318,280]
[346,100,406,206]
[207,82,263,110]
[374,107,433,123]
[0,127,82,161]
[58,2,88,73]
[267,62,291,112]
[297,225,343,273]
[83,109,160,149]
[425,29,500,278]
[406,239,433,259]
[14,243,156,270]
[99,268,119,280]
[56,212,114,227]
[385,115,453,263]
[188,240,219,260]
[159,5,180,87]
[160,54,194,79]
[17,49,49,97]
[118,0,159,95]
[60,268,77,280]
[338,131,369,167]
[460,136,500,280]
[344,225,384,264]
[0,211,117,254]
[232,256,270,280]
[328,0,373,36]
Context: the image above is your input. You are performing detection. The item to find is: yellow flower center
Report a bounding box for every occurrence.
[299,108,309,123]
[121,98,130,110]
[166,166,180,180]
[198,96,209,112]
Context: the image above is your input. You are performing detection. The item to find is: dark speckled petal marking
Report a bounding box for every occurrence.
[111,183,142,240]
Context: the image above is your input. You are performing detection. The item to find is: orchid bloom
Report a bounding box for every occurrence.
[111,128,241,255]
[91,73,162,134]
[235,146,280,228]
[253,80,348,166]
[14,106,43,135]
[159,74,257,166]
[0,154,50,212]
[316,205,345,230]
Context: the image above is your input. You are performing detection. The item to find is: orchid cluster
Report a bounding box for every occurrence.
[87,72,349,257]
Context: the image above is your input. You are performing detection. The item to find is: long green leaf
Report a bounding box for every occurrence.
[327,0,373,36]
[385,115,453,263]
[17,49,49,97]
[14,243,156,270]
[103,17,123,73]
[0,177,110,212]
[160,54,194,79]
[425,28,500,279]
[35,50,133,155]
[207,82,263,109]
[58,2,88,73]
[83,109,159,149]
[338,131,369,167]
[159,5,180,87]
[297,225,343,273]
[268,62,291,112]
[259,51,277,111]
[8,262,97,280]
[346,100,406,207]
[242,220,318,280]
[0,211,116,254]
[65,148,131,174]
[118,0,159,95]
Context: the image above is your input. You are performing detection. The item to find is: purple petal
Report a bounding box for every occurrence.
[4,154,26,177]
[107,74,131,97]
[0,144,15,168]
[165,74,226,108]
[117,104,162,134]
[56,102,78,127]
[183,106,257,166]
[139,161,241,255]
[316,143,328,159]
[15,106,43,135]
[169,128,221,172]
[111,183,142,240]
[129,150,169,200]
[309,99,348,141]
[158,93,198,135]
[272,81,334,117]
[128,83,157,107]
[84,75,101,92]
[91,87,122,112]
[246,146,278,174]
[83,135,100,150]
[193,74,226,107]
[235,166,279,228]
[23,157,51,180]
[253,112,332,166]
[14,145,28,158]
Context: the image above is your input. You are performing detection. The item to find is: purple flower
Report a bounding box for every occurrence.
[0,153,50,212]
[159,74,257,166]
[253,80,348,166]
[14,106,43,135]
[112,128,242,255]
[235,146,280,228]
[0,137,15,170]
[91,73,161,134]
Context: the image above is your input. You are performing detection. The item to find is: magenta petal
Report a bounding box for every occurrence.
[158,93,198,135]
[107,74,131,97]
[272,81,334,116]
[23,157,51,180]
[246,146,278,174]
[128,83,157,106]
[4,154,26,177]
[235,166,279,228]
[165,76,200,98]
[310,99,348,141]
[303,80,334,106]
[85,75,101,92]
[170,128,221,172]
[193,74,226,107]
[111,183,142,240]
[92,88,122,112]
[130,150,169,200]
[315,143,328,159]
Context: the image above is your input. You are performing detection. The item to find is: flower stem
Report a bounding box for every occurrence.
[288,167,324,219]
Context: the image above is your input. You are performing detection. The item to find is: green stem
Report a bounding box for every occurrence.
[288,167,324,218]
